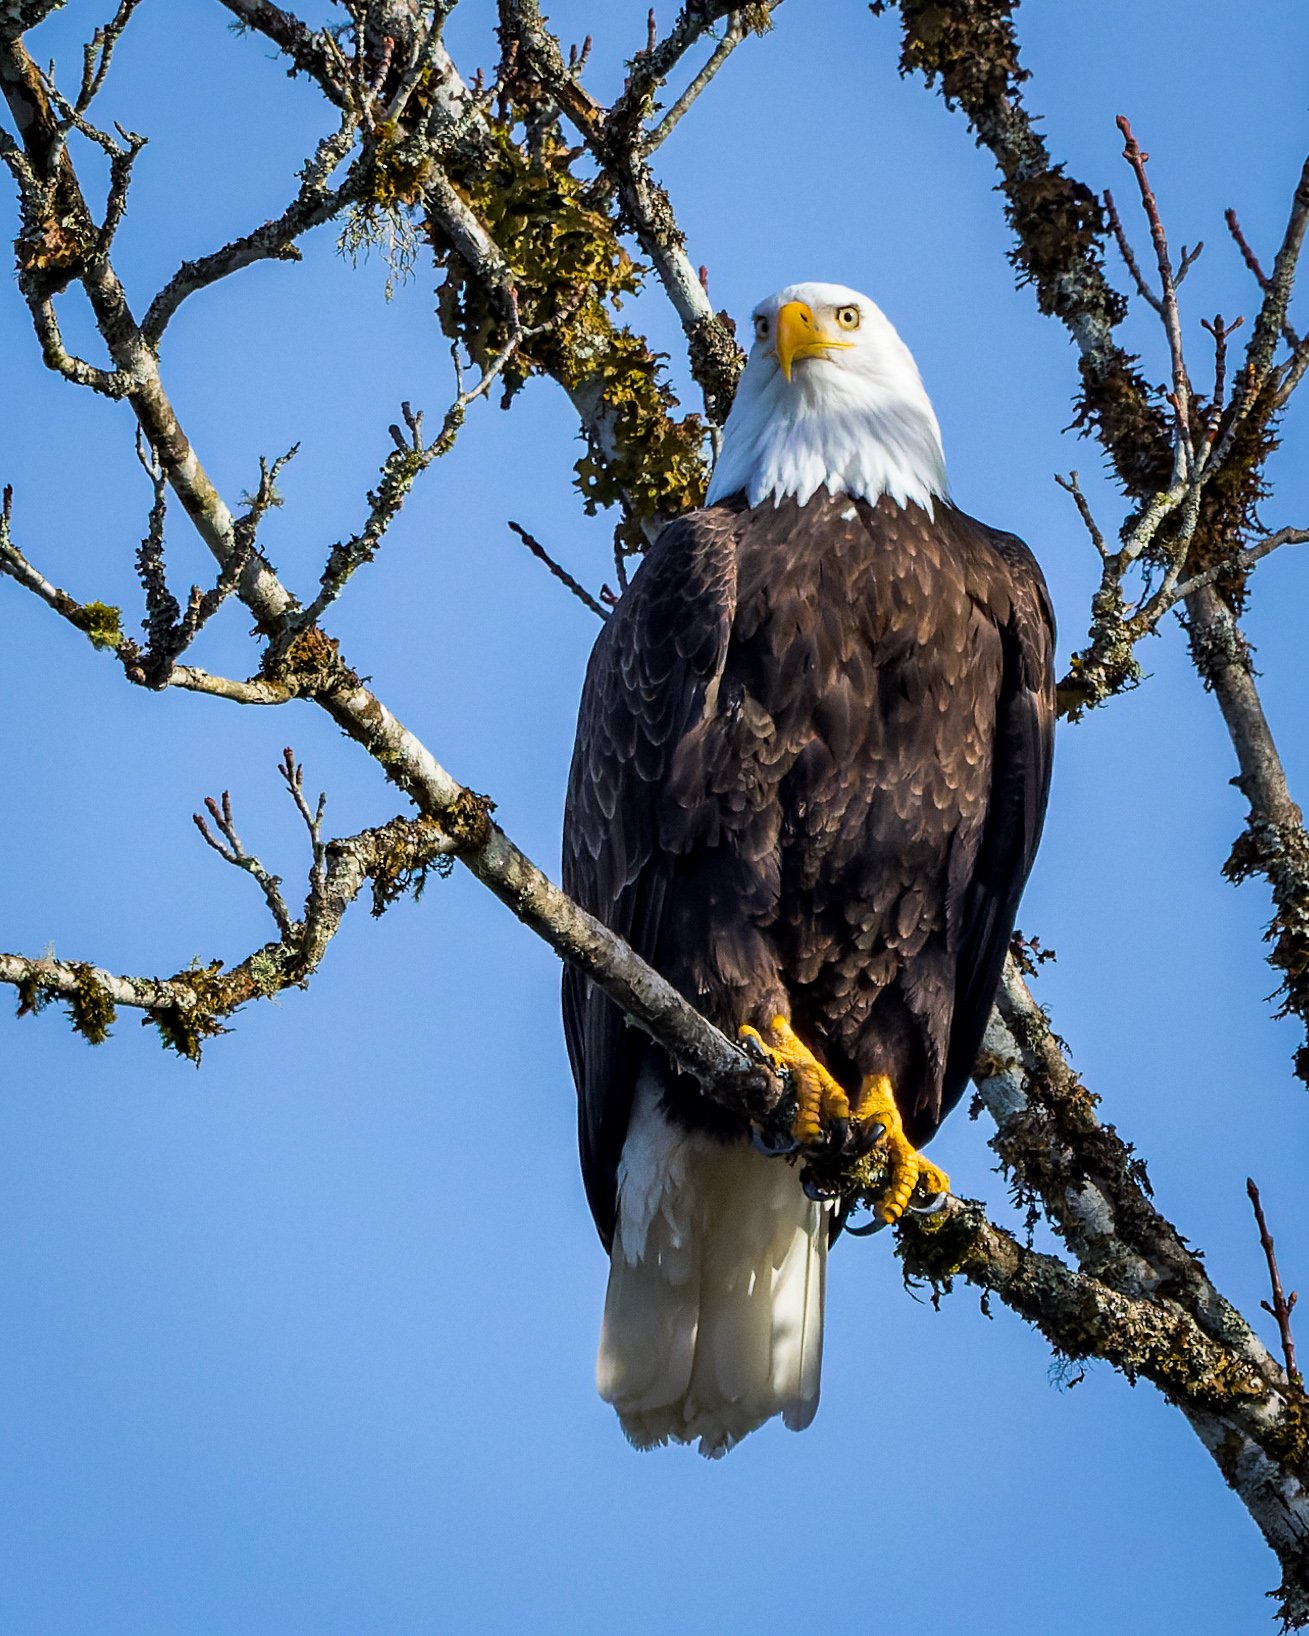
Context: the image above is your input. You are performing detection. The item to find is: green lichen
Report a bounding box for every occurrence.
[568,324,710,549]
[1225,819,1309,1085]
[339,191,421,301]
[15,973,53,1017]
[367,812,469,915]
[430,121,709,547]
[82,601,123,652]
[339,69,448,298]
[260,623,356,697]
[244,947,286,999]
[896,1198,985,1303]
[13,963,115,1042]
[67,962,116,1045]
[149,960,232,1063]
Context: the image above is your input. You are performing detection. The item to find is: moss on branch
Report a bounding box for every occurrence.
[428,121,708,546]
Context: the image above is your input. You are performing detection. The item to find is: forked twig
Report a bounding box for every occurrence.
[279,746,327,898]
[193,789,293,937]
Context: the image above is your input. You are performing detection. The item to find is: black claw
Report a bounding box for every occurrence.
[752,1125,800,1158]
[849,1119,885,1156]
[824,1116,850,1154]
[802,1170,841,1202]
[843,1212,888,1237]
[740,1033,774,1067]
[906,1188,949,1216]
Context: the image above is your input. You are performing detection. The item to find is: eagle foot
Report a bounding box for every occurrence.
[738,1015,852,1150]
[851,1073,950,1225]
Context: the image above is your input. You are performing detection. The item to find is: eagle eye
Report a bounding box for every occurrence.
[835,305,861,331]
[753,315,769,342]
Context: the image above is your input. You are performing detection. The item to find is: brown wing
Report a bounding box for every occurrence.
[562,505,739,1249]
[938,518,1056,1125]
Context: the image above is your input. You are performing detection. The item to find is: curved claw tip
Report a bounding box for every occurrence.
[842,1214,888,1237]
[906,1189,950,1216]
[752,1126,800,1158]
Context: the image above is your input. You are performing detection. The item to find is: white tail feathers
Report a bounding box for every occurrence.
[596,1070,828,1458]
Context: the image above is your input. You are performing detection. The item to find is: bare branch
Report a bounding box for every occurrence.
[1054,471,1108,559]
[1248,1179,1302,1390]
[1115,116,1192,466]
[299,317,524,627]
[142,112,363,345]
[193,788,293,938]
[76,1,144,114]
[499,0,746,423]
[278,746,327,902]
[506,521,608,619]
[644,15,746,152]
[1103,186,1161,313]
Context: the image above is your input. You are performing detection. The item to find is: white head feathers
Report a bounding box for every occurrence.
[705,281,947,514]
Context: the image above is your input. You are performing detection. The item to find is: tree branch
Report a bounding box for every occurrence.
[1249,1179,1302,1391]
[8,6,1309,1617]
[644,15,747,152]
[142,107,364,345]
[869,4,1309,1610]
[507,521,608,619]
[1,810,462,1057]
[871,2,1309,1092]
[498,0,747,424]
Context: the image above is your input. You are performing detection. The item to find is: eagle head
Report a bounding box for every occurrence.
[705,281,948,515]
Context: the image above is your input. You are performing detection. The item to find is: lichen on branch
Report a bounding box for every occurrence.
[428,119,709,547]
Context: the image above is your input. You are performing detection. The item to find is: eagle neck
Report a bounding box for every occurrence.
[706,361,947,516]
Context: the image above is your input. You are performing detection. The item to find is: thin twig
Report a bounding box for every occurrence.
[77,2,145,114]
[1200,314,1243,438]
[279,747,327,901]
[1226,207,1303,352]
[300,308,527,628]
[1248,1179,1302,1388]
[1054,471,1109,560]
[1116,115,1192,466]
[645,16,744,151]
[1103,187,1160,313]
[507,522,608,618]
[193,789,294,937]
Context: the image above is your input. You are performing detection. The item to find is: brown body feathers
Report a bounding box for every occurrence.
[563,491,1055,1248]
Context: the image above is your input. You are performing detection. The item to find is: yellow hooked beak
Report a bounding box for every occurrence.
[774,300,853,382]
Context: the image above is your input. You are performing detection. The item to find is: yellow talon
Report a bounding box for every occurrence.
[739,1015,851,1144]
[853,1072,951,1224]
[739,1024,950,1220]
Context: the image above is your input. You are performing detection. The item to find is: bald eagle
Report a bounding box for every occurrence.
[563,283,1055,1457]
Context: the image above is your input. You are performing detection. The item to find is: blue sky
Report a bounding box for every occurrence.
[2,3,1309,1631]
